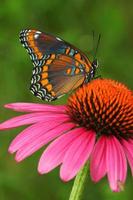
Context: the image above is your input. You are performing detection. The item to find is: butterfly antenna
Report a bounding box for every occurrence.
[92,30,95,58]
[93,34,101,60]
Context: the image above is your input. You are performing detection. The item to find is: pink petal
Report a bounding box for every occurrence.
[106,136,127,192]
[15,122,76,162]
[90,136,107,182]
[122,139,133,175]
[38,127,85,174]
[9,119,70,153]
[5,103,66,113]
[0,112,69,130]
[60,130,96,181]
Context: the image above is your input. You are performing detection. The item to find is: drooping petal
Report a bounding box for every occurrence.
[5,103,66,113]
[38,127,84,174]
[90,135,107,182]
[106,136,127,192]
[122,139,133,175]
[8,119,70,153]
[15,122,76,162]
[0,112,69,130]
[60,130,96,181]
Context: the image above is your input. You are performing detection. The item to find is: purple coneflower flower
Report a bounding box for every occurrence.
[0,79,132,192]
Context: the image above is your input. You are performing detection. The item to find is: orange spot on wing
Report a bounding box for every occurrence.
[36,51,43,59]
[29,41,34,46]
[75,68,80,74]
[41,73,48,79]
[46,84,52,92]
[41,79,49,86]
[75,61,79,67]
[46,59,52,65]
[74,53,81,60]
[65,47,70,54]
[85,65,90,73]
[66,68,72,75]
[51,91,56,96]
[50,54,56,59]
[42,65,48,72]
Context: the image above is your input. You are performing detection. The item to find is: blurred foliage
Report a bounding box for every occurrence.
[0,0,133,199]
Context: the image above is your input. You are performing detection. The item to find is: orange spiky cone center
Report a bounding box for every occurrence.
[67,79,133,139]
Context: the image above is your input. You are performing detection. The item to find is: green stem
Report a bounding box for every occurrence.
[69,162,89,200]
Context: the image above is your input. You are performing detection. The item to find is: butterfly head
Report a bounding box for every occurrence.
[91,59,99,76]
[90,59,99,79]
[85,59,99,83]
[92,59,99,69]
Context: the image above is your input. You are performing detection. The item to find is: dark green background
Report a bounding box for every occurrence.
[0,0,132,199]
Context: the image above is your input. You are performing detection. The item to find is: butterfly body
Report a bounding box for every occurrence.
[19,29,98,101]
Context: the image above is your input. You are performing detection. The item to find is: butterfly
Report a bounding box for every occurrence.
[19,29,99,101]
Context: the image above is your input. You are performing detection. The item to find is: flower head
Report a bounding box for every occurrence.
[67,79,133,139]
[0,78,133,192]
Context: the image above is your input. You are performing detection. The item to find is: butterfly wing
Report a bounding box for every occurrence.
[19,29,92,101]
[19,29,92,66]
[30,54,85,101]
[20,29,69,66]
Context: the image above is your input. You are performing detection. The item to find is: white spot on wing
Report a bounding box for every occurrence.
[56,37,62,41]
[36,31,41,34]
[34,34,39,39]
